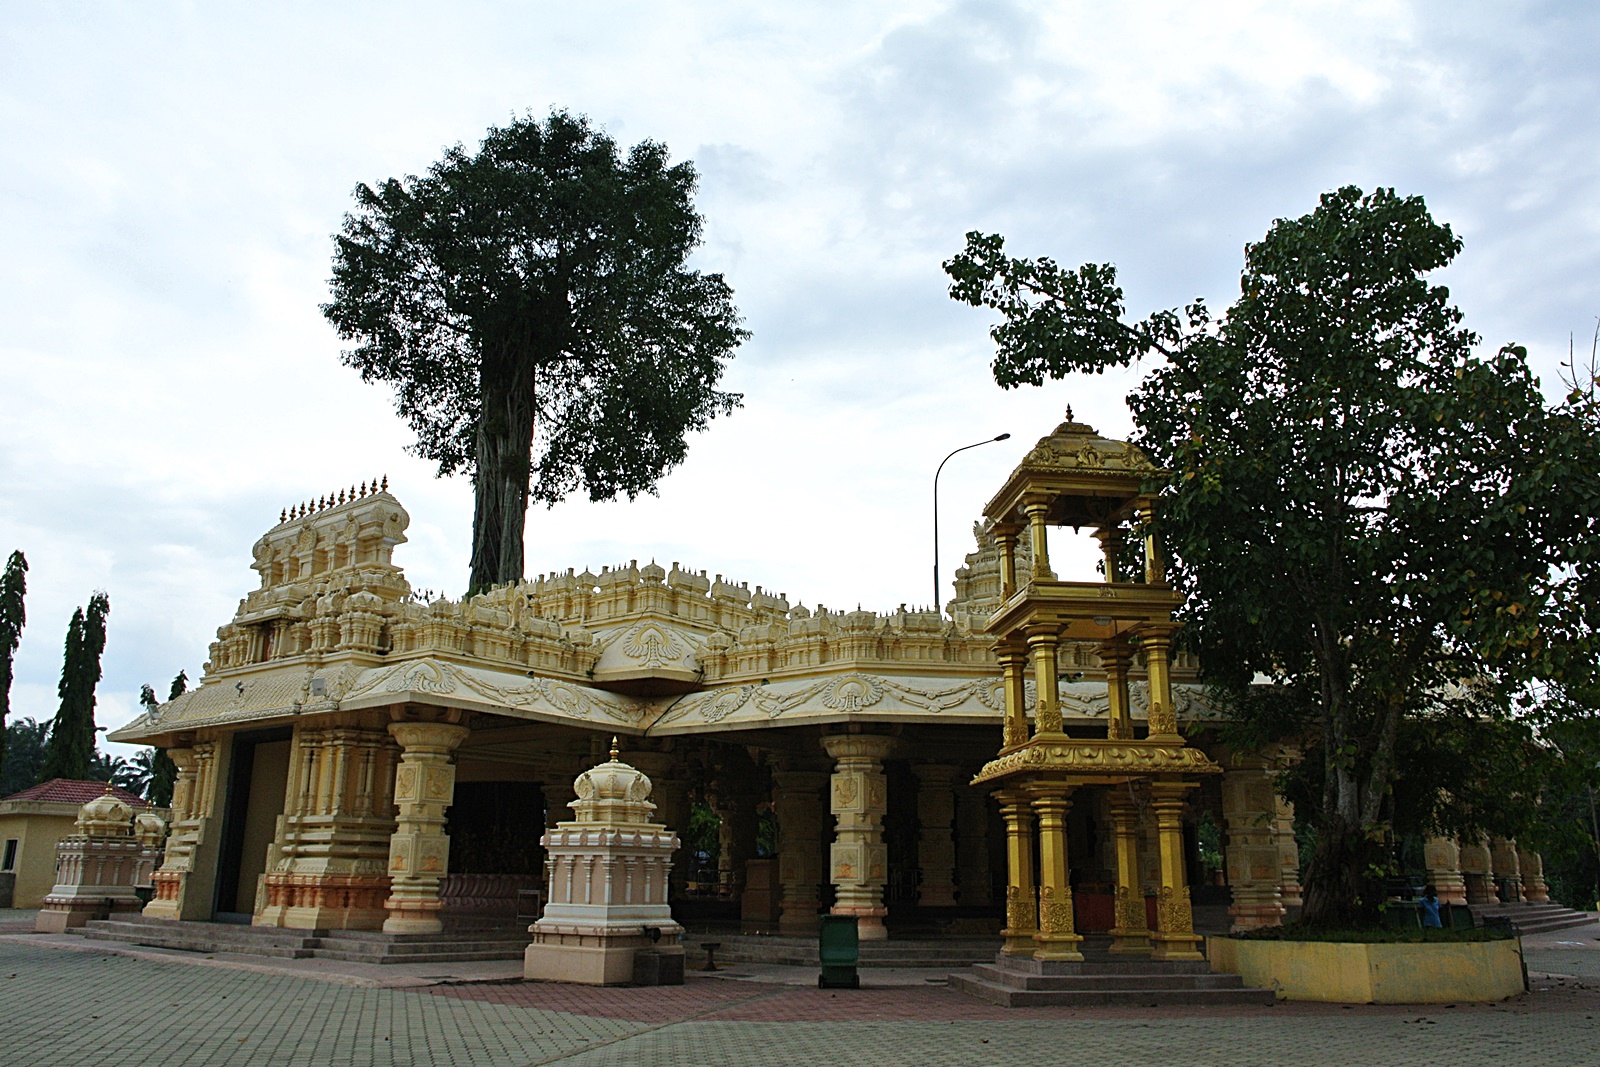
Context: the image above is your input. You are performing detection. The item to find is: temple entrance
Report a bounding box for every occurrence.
[212,727,292,921]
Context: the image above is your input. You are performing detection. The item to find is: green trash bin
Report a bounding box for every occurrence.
[818,914,860,989]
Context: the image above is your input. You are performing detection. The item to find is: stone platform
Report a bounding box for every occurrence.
[81,916,529,964]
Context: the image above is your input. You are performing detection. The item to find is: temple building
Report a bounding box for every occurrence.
[105,414,1547,953]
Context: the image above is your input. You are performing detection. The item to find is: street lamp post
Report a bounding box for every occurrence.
[933,433,1011,616]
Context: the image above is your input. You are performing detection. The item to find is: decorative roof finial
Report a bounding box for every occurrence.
[279,508,287,523]
[609,735,620,761]
[381,474,389,491]
[1065,405,1074,422]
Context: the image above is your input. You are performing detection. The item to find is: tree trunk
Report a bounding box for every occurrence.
[1300,819,1387,928]
[468,347,536,596]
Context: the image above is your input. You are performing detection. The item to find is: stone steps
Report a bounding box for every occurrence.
[80,917,530,964]
[1469,903,1598,935]
[82,918,319,958]
[950,955,1277,1008]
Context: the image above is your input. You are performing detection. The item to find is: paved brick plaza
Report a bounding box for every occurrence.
[1,938,1598,1067]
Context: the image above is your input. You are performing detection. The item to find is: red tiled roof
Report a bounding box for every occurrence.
[0,778,148,807]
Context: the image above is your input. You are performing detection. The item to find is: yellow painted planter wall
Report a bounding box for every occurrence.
[1207,936,1525,1004]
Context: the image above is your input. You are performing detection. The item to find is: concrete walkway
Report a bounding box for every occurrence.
[1,924,1599,1066]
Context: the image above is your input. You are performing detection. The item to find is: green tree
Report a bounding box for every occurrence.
[40,592,110,782]
[0,717,47,797]
[946,186,1600,926]
[0,550,26,774]
[323,110,747,595]
[134,680,179,806]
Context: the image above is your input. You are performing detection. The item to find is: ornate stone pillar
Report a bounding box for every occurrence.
[822,733,894,940]
[257,720,398,930]
[1100,641,1135,741]
[1221,761,1285,931]
[144,739,221,921]
[772,769,829,935]
[1424,837,1469,905]
[996,789,1037,956]
[955,781,993,907]
[1032,786,1083,961]
[1459,837,1494,904]
[1490,837,1524,902]
[1027,626,1064,736]
[1274,796,1303,913]
[383,719,470,934]
[997,641,1030,750]
[1518,847,1550,903]
[1139,624,1181,741]
[1107,790,1152,954]
[1149,779,1202,960]
[914,763,959,908]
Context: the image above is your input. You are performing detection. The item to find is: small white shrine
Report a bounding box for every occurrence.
[36,786,145,932]
[524,739,685,985]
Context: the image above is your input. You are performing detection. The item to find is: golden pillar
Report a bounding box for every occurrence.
[1100,640,1134,741]
[1139,500,1165,584]
[383,719,469,934]
[1139,624,1181,741]
[996,789,1038,956]
[994,521,1020,599]
[998,641,1030,751]
[1107,789,1152,954]
[1022,496,1053,580]
[1094,526,1122,583]
[1027,627,1063,736]
[1032,786,1083,961]
[1149,779,1202,960]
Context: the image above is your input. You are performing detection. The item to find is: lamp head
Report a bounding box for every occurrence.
[994,433,1011,441]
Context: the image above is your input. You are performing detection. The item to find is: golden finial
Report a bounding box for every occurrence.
[359,480,367,496]
[381,474,389,491]
[279,508,287,523]
[609,735,620,761]
[1065,405,1075,422]
[103,781,114,794]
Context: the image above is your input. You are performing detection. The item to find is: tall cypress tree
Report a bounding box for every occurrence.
[0,551,27,776]
[40,592,109,782]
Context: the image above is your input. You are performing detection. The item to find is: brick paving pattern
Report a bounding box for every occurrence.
[3,939,1600,1066]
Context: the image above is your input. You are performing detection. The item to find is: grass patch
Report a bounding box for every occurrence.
[1232,924,1513,943]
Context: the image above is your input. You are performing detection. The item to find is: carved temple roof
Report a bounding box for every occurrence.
[109,487,1219,745]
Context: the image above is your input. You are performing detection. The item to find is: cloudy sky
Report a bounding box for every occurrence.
[2,2,1596,758]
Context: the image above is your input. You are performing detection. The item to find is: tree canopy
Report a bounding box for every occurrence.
[39,592,109,782]
[323,110,747,594]
[946,186,1600,926]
